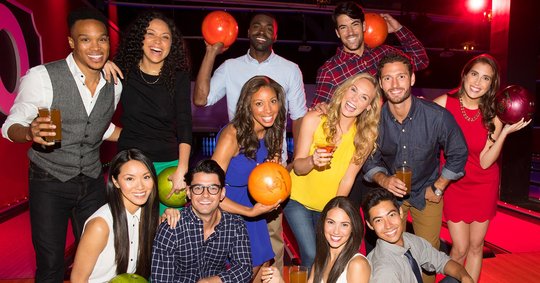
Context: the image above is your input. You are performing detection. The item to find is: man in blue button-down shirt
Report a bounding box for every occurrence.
[151,160,252,282]
[362,52,467,283]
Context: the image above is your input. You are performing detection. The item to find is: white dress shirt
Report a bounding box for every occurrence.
[1,53,122,141]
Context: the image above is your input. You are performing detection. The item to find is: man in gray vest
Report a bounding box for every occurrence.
[1,9,121,283]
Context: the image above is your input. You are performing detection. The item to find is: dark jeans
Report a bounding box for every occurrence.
[29,162,106,283]
[439,276,461,283]
[283,199,321,270]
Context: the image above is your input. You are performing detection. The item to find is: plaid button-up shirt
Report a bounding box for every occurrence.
[312,27,429,106]
[151,207,252,282]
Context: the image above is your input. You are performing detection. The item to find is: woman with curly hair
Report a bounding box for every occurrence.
[211,75,286,279]
[71,149,160,282]
[114,11,192,214]
[433,54,530,282]
[262,197,370,283]
[283,72,381,270]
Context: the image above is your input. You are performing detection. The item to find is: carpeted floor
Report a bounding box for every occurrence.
[2,204,540,282]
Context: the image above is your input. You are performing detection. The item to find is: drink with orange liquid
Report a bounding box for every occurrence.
[38,107,62,142]
[315,143,336,153]
[289,266,308,283]
[395,166,412,195]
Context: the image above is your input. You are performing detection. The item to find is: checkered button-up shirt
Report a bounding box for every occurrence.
[312,26,429,106]
[151,207,252,282]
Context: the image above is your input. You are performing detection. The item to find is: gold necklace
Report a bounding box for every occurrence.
[138,68,160,85]
[459,96,480,122]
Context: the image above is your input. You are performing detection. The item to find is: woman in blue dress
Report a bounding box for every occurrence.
[212,75,286,280]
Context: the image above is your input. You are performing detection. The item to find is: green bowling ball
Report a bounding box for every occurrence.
[157,166,188,208]
[110,273,147,283]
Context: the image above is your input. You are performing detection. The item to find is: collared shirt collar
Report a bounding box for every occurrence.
[185,206,224,231]
[127,207,142,221]
[387,95,417,124]
[245,49,276,64]
[375,233,414,257]
[66,53,107,88]
[335,45,374,61]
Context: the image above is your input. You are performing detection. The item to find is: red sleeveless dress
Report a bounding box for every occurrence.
[443,96,499,223]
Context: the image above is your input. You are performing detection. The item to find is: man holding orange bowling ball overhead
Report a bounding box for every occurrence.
[313,1,429,106]
[193,12,308,273]
[312,1,430,254]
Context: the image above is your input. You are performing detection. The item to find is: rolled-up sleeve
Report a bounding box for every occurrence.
[363,129,389,182]
[438,110,468,180]
[2,66,51,141]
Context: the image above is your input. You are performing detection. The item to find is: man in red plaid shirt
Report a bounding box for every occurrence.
[312,1,429,106]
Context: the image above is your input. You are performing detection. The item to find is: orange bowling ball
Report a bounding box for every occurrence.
[364,13,388,48]
[201,11,238,48]
[248,162,291,205]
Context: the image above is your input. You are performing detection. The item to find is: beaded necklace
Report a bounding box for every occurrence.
[459,96,480,122]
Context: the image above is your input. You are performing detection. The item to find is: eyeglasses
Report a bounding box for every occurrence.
[189,184,222,195]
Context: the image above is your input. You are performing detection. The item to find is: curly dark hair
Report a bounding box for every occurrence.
[452,54,500,137]
[231,76,286,162]
[114,11,191,95]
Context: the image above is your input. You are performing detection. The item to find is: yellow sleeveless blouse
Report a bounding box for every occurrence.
[290,116,357,211]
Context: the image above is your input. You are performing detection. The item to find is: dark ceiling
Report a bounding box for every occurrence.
[103,0,538,90]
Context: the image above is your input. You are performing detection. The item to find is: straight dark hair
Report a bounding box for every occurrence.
[361,188,400,223]
[231,75,286,162]
[332,1,365,28]
[107,149,159,278]
[313,197,364,283]
[185,159,225,187]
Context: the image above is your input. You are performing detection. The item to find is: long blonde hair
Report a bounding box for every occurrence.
[324,73,382,164]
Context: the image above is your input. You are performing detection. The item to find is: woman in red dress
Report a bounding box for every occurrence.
[433,54,530,282]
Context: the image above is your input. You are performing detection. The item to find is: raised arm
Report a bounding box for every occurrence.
[193,42,225,106]
[385,13,429,72]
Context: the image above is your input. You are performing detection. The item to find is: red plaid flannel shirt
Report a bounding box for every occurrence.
[312,27,429,106]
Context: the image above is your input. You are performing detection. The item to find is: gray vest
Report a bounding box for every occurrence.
[28,60,115,182]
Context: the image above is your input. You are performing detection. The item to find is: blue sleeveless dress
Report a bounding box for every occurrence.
[224,139,275,267]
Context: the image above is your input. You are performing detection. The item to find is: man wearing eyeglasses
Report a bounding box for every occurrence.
[151,159,252,282]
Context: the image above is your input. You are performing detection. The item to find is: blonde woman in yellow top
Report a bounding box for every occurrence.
[283,72,381,270]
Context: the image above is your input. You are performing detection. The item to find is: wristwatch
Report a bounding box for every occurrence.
[431,184,444,196]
